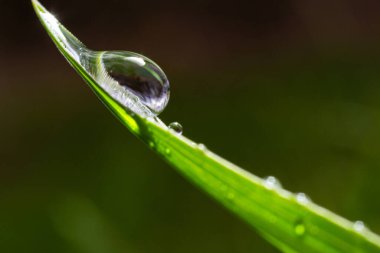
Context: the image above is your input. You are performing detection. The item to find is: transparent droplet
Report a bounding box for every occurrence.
[294,219,306,236]
[269,214,278,224]
[149,141,155,149]
[264,176,282,189]
[353,221,367,233]
[168,122,183,135]
[296,192,311,205]
[227,192,235,200]
[220,184,228,192]
[90,51,170,116]
[164,147,171,156]
[198,143,207,151]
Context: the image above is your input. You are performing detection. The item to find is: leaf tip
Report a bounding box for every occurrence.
[31,0,46,16]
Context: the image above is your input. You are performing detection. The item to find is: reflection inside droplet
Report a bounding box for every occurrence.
[94,51,170,115]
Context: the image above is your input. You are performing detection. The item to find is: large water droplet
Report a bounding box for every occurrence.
[168,122,183,134]
[87,51,170,115]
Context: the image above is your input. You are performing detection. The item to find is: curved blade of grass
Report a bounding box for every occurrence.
[32,1,380,252]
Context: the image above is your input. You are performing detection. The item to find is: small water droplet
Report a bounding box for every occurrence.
[220,185,228,192]
[149,141,155,149]
[296,193,311,205]
[168,122,183,135]
[294,219,306,236]
[264,176,282,189]
[198,143,207,151]
[227,192,235,200]
[164,147,171,156]
[269,215,278,224]
[353,221,366,233]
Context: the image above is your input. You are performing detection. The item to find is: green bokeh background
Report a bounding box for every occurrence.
[1,0,380,252]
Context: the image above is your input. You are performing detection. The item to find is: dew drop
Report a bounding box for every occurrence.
[353,221,367,233]
[149,141,155,149]
[81,51,170,117]
[296,192,311,205]
[220,185,228,192]
[168,122,183,135]
[164,147,171,156]
[198,143,207,151]
[264,176,282,189]
[99,51,170,115]
[294,219,306,236]
[227,192,235,200]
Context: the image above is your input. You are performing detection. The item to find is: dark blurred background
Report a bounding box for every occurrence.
[1,0,380,252]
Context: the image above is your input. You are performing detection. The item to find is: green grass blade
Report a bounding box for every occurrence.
[32,0,380,252]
